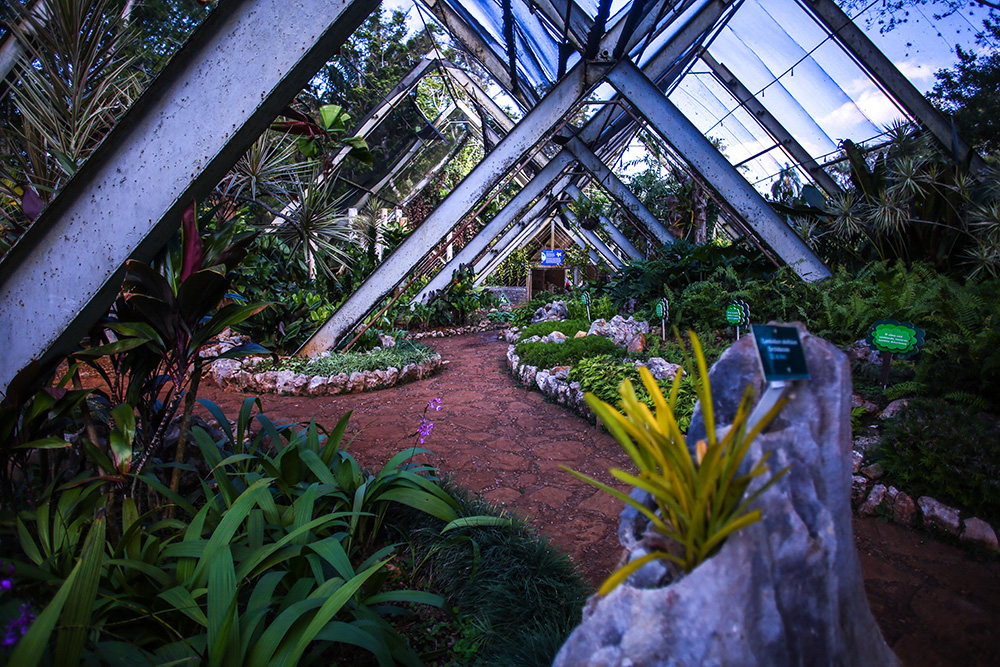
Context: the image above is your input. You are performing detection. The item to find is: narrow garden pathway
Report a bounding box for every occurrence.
[199,330,632,586]
[198,330,1000,666]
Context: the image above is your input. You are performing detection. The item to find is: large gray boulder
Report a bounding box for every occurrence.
[531,300,569,323]
[554,324,898,667]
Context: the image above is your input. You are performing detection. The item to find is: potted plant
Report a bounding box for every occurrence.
[572,195,605,231]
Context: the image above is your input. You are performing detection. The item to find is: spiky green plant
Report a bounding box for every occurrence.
[566,332,788,595]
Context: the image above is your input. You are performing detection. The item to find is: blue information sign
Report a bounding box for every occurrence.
[540,249,564,266]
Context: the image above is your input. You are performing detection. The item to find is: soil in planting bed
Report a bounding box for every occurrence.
[196,331,1000,666]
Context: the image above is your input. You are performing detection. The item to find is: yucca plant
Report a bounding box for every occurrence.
[566,331,789,595]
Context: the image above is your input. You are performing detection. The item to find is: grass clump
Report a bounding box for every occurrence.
[517,318,592,342]
[515,335,619,369]
[254,340,436,376]
[398,485,589,667]
[875,398,1000,525]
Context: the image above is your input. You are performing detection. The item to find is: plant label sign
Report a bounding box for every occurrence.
[581,291,591,320]
[866,319,924,359]
[866,319,925,387]
[655,298,668,319]
[655,297,669,339]
[751,325,810,382]
[498,292,510,306]
[540,249,564,266]
[725,300,750,326]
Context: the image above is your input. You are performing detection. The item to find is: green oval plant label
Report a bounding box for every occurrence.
[866,319,925,359]
[725,300,749,326]
[581,292,591,305]
[655,298,668,319]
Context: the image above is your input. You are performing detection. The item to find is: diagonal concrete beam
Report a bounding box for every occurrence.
[606,59,831,281]
[299,59,607,354]
[0,0,377,392]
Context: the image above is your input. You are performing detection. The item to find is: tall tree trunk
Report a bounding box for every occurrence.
[692,182,708,244]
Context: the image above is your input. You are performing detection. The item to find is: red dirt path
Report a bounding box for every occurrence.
[197,331,1000,666]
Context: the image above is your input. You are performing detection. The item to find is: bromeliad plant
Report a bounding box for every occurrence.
[566,332,789,595]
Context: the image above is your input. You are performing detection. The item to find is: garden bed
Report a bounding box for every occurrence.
[207,333,444,396]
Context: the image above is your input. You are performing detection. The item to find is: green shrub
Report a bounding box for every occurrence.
[570,355,696,432]
[515,336,619,369]
[518,318,591,342]
[566,334,788,593]
[875,398,1000,524]
[253,340,436,377]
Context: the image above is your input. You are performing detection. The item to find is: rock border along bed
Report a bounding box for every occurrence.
[851,431,999,552]
[208,353,443,397]
[203,331,443,397]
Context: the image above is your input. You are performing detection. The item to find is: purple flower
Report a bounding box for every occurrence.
[0,579,10,591]
[417,418,434,444]
[428,397,442,412]
[2,605,34,648]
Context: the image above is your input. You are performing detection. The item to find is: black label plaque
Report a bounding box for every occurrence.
[751,325,810,382]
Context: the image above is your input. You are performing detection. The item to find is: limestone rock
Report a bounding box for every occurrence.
[329,373,349,394]
[555,324,898,667]
[860,463,884,480]
[961,518,999,552]
[852,476,869,504]
[851,450,863,474]
[918,496,961,535]
[378,333,396,348]
[887,487,916,526]
[879,399,910,420]
[541,331,568,344]
[586,315,651,347]
[275,370,308,395]
[639,357,683,381]
[346,371,366,393]
[859,484,888,516]
[844,339,881,365]
[552,366,572,381]
[626,332,646,354]
[852,435,880,454]
[850,393,879,414]
[307,375,331,396]
[530,300,568,324]
[574,330,587,338]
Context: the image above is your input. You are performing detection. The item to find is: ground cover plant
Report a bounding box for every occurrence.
[252,340,436,377]
[392,485,590,667]
[514,336,620,369]
[516,319,592,342]
[570,355,696,432]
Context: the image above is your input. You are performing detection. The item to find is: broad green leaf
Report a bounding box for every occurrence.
[54,510,107,665]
